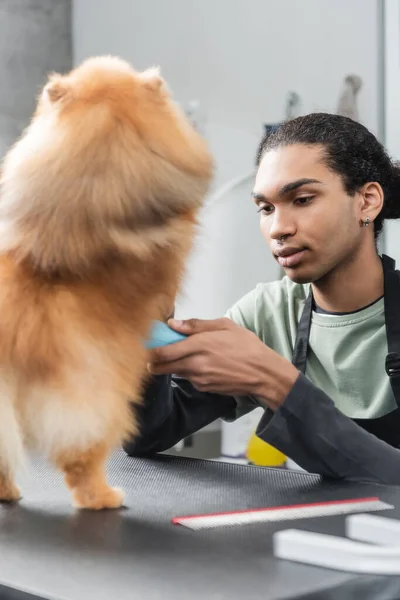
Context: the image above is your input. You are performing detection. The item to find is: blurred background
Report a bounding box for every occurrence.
[2,0,400,462]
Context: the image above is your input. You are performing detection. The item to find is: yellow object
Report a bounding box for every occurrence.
[246,432,286,467]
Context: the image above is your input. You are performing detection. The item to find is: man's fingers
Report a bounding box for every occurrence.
[149,319,234,365]
[149,324,226,365]
[167,317,232,335]
[149,335,199,365]
[148,349,211,376]
[148,357,196,377]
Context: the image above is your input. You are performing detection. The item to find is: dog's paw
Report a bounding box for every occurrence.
[73,486,125,510]
[0,481,21,503]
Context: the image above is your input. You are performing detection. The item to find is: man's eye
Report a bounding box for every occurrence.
[257,205,273,215]
[295,196,315,206]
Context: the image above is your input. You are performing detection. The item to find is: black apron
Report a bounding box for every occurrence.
[291,254,400,448]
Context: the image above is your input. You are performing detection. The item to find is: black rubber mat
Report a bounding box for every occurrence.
[0,449,400,600]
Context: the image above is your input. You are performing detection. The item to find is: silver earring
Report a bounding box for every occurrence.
[360,216,370,228]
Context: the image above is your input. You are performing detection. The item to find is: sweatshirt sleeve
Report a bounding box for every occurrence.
[123,373,238,456]
[257,372,400,485]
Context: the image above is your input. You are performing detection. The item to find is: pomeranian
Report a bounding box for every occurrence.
[0,56,213,509]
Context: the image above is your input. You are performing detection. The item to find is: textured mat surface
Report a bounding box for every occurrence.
[0,449,400,600]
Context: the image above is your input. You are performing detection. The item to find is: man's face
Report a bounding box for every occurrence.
[253,144,364,284]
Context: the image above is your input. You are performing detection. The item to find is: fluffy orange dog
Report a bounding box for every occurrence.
[0,56,213,509]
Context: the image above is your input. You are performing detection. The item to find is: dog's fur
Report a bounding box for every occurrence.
[0,56,213,509]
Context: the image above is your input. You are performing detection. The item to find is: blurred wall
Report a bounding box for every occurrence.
[0,0,72,158]
[73,0,382,318]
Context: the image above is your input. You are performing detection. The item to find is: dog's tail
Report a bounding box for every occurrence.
[0,391,25,478]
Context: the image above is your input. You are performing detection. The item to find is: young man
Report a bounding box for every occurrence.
[124,113,400,485]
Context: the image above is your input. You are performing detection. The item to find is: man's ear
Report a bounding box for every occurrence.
[359,181,384,223]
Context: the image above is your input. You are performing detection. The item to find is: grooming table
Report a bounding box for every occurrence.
[1,450,400,600]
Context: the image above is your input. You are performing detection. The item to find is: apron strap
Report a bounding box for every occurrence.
[292,255,400,409]
[291,286,313,375]
[382,254,400,407]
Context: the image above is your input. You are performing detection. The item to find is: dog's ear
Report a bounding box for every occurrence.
[43,74,70,103]
[141,66,165,93]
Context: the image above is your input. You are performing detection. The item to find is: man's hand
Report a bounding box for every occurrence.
[148,318,299,411]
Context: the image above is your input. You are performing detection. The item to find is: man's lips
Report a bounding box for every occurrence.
[274,247,308,268]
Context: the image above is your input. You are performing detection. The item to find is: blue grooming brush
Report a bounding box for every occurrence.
[145,320,187,349]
